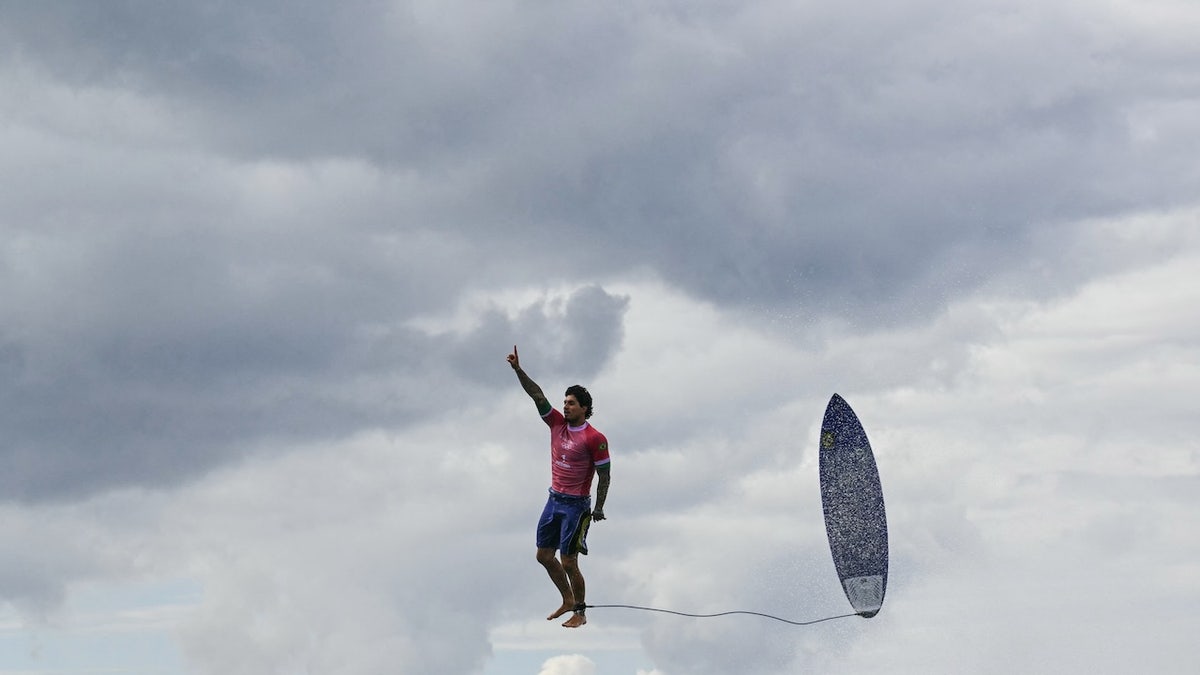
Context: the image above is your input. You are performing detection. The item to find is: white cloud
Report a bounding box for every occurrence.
[2,1,1199,674]
[538,654,596,675]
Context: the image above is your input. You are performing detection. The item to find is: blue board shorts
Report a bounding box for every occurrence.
[537,489,593,556]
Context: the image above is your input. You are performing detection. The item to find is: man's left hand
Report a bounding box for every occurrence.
[591,508,606,521]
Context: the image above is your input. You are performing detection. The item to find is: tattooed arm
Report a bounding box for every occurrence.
[507,345,551,414]
[592,464,610,521]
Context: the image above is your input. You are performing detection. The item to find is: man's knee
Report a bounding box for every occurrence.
[560,554,579,573]
[536,548,558,566]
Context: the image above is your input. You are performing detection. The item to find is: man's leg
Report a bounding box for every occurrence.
[560,553,587,628]
[536,547,575,620]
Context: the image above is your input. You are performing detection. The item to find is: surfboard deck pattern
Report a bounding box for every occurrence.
[819,394,888,618]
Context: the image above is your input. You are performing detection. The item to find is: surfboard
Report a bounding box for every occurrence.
[819,393,888,618]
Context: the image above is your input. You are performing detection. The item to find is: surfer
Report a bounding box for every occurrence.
[507,345,611,628]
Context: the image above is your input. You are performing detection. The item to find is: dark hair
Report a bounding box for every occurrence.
[565,384,593,419]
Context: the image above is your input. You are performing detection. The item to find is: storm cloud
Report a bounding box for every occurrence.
[1,1,1198,673]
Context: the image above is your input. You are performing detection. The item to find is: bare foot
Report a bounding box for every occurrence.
[547,601,574,621]
[562,611,587,628]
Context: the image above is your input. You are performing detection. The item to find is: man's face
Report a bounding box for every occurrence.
[562,395,587,425]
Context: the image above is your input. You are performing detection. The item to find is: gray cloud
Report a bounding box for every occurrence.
[0,2,1198,672]
[6,1,1195,332]
[0,217,628,500]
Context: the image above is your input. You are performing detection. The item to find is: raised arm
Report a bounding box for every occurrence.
[507,345,551,414]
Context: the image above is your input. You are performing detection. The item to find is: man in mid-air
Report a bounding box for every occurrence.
[507,345,611,628]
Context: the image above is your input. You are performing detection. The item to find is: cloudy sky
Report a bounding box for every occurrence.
[1,1,1198,673]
